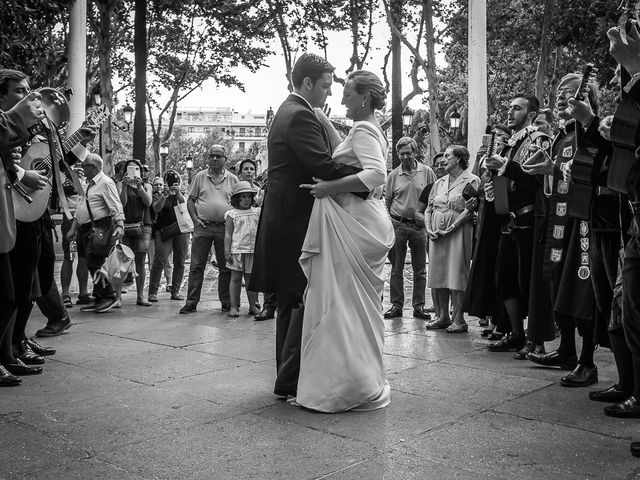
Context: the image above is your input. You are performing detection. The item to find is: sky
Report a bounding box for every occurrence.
[173,24,434,118]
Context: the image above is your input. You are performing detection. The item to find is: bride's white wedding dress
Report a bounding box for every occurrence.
[293,120,394,413]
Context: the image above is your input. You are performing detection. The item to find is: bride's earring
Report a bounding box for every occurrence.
[361,100,365,108]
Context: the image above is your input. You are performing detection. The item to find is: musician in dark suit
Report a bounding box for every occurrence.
[525,74,601,388]
[484,94,551,353]
[249,53,366,397]
[0,88,49,385]
[607,23,640,456]
[0,69,94,375]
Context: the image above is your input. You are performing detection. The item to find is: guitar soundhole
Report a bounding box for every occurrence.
[33,160,50,175]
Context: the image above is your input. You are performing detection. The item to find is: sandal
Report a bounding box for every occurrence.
[62,295,73,308]
[446,322,468,333]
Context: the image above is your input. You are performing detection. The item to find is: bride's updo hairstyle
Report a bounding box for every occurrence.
[347,70,386,111]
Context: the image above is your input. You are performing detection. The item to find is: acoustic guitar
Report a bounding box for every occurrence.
[567,63,598,219]
[608,0,640,193]
[485,129,510,215]
[13,105,109,222]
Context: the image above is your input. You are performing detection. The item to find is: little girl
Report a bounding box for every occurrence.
[224,181,261,317]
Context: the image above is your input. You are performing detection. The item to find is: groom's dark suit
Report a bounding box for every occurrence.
[250,94,364,396]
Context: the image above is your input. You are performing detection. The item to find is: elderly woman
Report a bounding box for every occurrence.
[416,145,480,333]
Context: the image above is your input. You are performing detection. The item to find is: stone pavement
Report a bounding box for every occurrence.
[2,268,640,479]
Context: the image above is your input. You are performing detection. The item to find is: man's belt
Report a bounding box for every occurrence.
[502,204,535,234]
[390,214,415,224]
[597,186,616,196]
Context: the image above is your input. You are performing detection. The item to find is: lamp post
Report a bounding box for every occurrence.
[449,109,461,140]
[402,107,414,135]
[160,142,169,176]
[185,153,194,184]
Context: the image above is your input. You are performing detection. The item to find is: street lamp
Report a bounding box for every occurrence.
[402,107,414,135]
[449,109,461,131]
[185,153,194,184]
[160,143,169,175]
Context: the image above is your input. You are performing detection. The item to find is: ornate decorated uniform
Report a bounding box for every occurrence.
[495,126,551,310]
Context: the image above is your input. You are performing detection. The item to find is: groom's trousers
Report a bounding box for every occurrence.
[274,291,304,397]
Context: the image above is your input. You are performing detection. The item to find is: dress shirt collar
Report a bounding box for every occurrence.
[88,171,105,188]
[399,162,425,176]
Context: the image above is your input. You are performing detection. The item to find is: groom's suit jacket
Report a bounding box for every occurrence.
[250,94,363,294]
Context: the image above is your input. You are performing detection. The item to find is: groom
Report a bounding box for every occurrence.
[250,53,367,397]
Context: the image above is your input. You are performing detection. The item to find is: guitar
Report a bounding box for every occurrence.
[483,128,511,214]
[13,105,109,222]
[567,63,598,219]
[608,0,640,193]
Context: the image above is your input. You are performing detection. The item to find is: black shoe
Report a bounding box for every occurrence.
[604,396,640,418]
[561,364,598,387]
[0,365,21,386]
[3,358,42,376]
[180,303,197,314]
[27,338,56,356]
[35,317,72,338]
[413,307,432,320]
[255,308,275,321]
[589,384,632,403]
[487,334,526,352]
[514,341,545,360]
[526,350,578,370]
[631,441,640,457]
[16,341,45,365]
[383,305,402,319]
[76,294,94,305]
[80,303,99,312]
[170,294,184,301]
[95,298,117,313]
[487,331,505,341]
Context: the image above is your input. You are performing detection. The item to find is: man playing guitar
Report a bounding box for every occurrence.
[0,69,97,380]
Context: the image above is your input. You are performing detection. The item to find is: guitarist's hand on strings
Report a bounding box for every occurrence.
[20,169,48,190]
[608,22,640,76]
[484,154,506,171]
[598,115,614,141]
[522,145,554,176]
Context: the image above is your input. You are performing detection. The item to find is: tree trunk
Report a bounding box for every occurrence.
[534,0,553,104]
[95,0,115,175]
[133,0,148,166]
[390,0,402,169]
[423,0,441,157]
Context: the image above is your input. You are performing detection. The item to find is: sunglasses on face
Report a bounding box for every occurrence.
[209,154,225,159]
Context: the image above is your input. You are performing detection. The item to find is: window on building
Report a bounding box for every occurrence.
[188,127,194,133]
[238,142,245,150]
[239,127,246,136]
[204,127,210,133]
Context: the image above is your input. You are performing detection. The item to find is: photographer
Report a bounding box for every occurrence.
[118,159,153,307]
[147,170,189,302]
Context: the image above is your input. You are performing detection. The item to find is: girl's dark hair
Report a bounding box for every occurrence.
[230,191,256,208]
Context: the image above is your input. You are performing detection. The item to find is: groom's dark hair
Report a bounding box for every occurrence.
[291,53,334,89]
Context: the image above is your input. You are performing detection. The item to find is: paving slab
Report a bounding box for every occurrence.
[257,390,477,449]
[402,411,639,480]
[383,332,485,361]
[101,412,379,480]
[322,452,496,480]
[388,361,553,410]
[15,458,153,480]
[185,333,275,363]
[0,419,88,478]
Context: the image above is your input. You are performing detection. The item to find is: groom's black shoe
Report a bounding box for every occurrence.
[413,307,431,320]
[383,305,402,319]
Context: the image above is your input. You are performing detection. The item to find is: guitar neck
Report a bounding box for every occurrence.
[40,128,84,168]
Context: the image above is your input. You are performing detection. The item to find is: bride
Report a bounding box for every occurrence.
[297,70,394,413]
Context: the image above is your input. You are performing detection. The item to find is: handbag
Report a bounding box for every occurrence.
[124,221,143,236]
[85,195,114,258]
[174,201,194,233]
[159,221,181,241]
[462,183,479,201]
